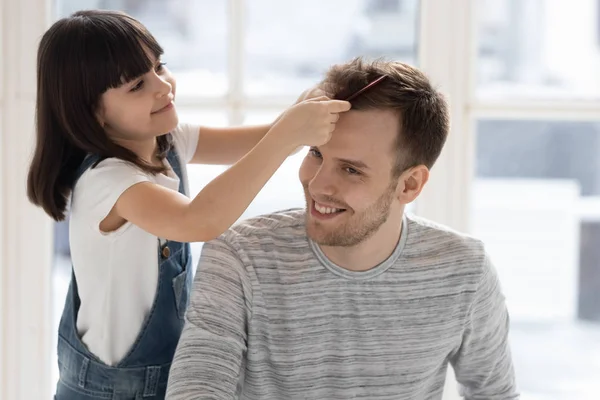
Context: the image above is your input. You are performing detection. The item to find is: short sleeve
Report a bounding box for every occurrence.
[74,159,151,227]
[171,123,200,163]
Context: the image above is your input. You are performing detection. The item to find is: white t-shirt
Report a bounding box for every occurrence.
[69,123,200,366]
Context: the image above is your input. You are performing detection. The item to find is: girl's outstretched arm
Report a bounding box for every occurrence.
[111,98,350,243]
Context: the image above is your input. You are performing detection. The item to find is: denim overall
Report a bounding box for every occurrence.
[55,148,193,399]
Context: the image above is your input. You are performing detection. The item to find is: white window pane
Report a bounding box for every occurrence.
[56,0,228,97]
[245,0,419,97]
[478,0,600,100]
[241,150,308,219]
[243,110,280,125]
[179,110,229,202]
[472,119,600,399]
[178,110,229,265]
[177,107,229,127]
[241,111,307,218]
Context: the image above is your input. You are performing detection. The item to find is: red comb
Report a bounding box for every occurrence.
[344,75,387,101]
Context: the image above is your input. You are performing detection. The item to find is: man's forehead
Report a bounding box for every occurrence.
[337,108,398,132]
[332,109,398,147]
[324,109,398,166]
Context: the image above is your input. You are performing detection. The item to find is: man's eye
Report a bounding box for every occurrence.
[345,167,360,175]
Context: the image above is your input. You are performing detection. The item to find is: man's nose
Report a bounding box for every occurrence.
[308,166,336,197]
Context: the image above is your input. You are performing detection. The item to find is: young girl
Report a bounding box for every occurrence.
[27,9,350,400]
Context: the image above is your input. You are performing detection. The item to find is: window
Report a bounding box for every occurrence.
[244,0,418,96]
[477,0,600,100]
[472,1,600,398]
[472,119,600,398]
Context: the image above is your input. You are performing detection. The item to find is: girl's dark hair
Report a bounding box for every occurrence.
[27,10,173,221]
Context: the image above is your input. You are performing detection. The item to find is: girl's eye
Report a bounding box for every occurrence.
[130,80,144,92]
[129,62,166,92]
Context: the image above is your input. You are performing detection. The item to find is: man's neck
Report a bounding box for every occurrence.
[319,208,404,272]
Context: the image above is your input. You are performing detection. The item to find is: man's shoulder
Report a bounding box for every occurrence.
[214,208,307,249]
[404,214,495,299]
[405,213,487,266]
[234,208,305,230]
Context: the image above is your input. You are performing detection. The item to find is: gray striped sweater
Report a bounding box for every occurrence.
[166,209,518,399]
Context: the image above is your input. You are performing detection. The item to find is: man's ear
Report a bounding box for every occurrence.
[394,165,430,204]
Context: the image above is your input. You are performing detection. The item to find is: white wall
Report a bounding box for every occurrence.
[0,0,54,399]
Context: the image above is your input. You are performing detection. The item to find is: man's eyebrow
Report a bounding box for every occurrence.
[335,157,370,170]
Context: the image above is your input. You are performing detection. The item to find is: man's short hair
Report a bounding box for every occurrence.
[320,58,450,176]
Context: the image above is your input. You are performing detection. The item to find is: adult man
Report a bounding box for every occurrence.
[166,58,519,399]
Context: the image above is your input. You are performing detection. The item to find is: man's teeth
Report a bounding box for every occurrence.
[315,203,342,214]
